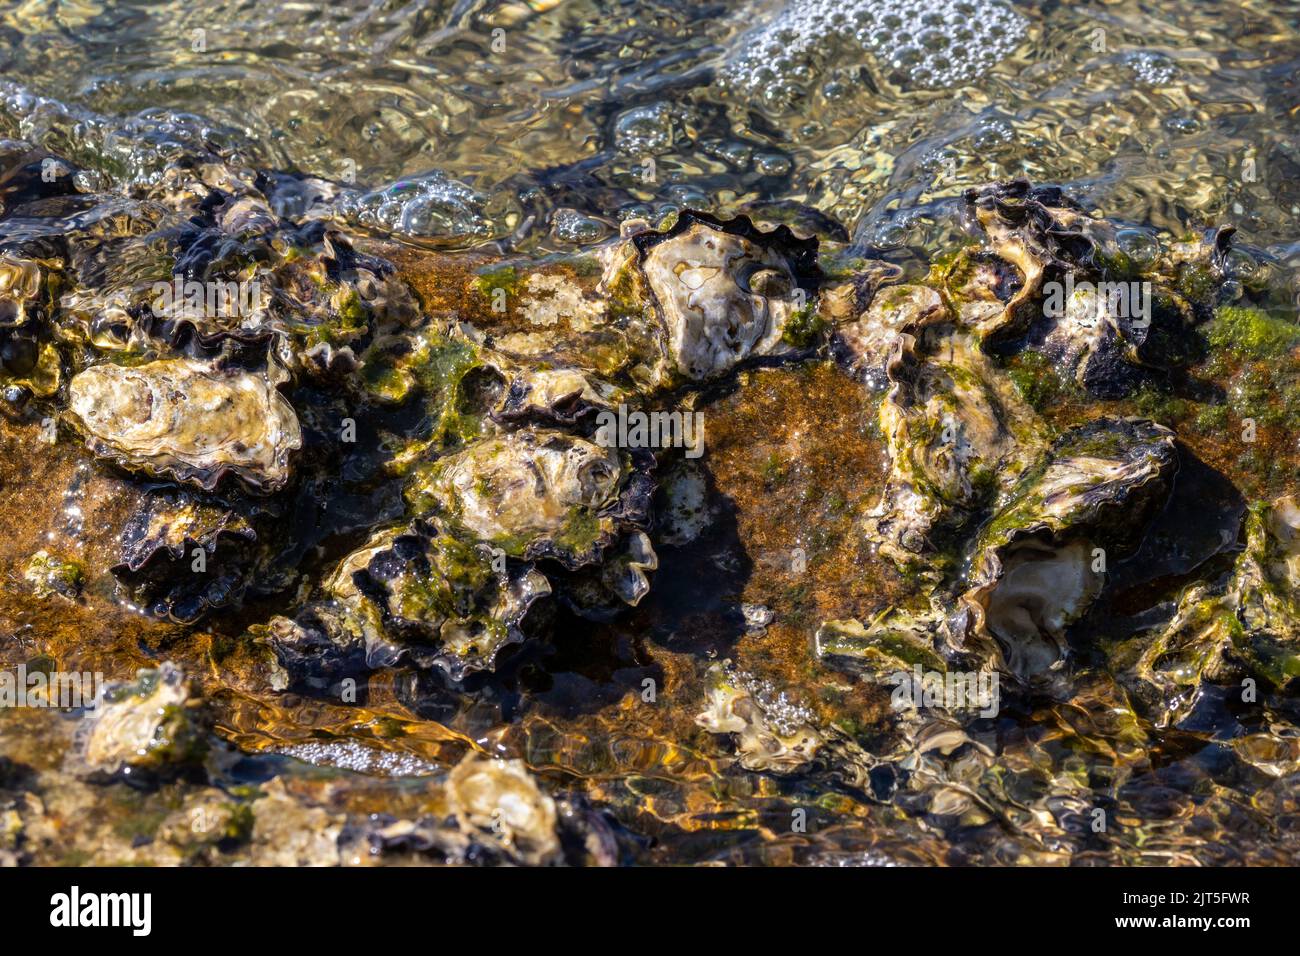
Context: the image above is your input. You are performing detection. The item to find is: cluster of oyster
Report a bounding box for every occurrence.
[0,140,823,687]
[815,181,1294,731]
[0,658,608,866]
[6,127,1298,838]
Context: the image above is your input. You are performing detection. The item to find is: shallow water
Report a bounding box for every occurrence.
[1,0,1299,866]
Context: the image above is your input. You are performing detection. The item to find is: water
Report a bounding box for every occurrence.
[1,0,1299,866]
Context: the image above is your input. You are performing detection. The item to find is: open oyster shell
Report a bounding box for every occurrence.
[66,357,303,492]
[695,661,824,774]
[957,417,1179,680]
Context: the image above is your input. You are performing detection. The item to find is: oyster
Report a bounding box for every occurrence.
[73,663,207,778]
[832,283,943,387]
[446,754,561,866]
[112,489,260,623]
[265,230,420,350]
[460,250,666,392]
[1236,498,1300,684]
[958,180,1084,346]
[958,417,1179,680]
[66,357,302,492]
[48,176,419,382]
[249,778,345,867]
[321,518,552,679]
[489,362,620,427]
[814,611,947,681]
[1133,497,1300,726]
[695,662,823,774]
[406,426,649,569]
[868,315,1046,572]
[633,211,820,382]
[959,180,1229,393]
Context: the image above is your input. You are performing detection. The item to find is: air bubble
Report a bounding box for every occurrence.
[722,0,1027,97]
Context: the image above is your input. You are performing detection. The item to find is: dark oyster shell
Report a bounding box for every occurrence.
[111,489,260,623]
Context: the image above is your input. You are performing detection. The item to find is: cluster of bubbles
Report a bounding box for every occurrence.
[721,0,1028,102]
[338,171,495,242]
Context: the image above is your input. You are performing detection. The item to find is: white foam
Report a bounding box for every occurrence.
[722,0,1028,98]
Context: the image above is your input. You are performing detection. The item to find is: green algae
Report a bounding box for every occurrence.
[1203,304,1300,360]
[781,302,827,348]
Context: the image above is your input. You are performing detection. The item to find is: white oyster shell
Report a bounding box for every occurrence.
[447,754,560,866]
[641,219,804,380]
[426,428,622,556]
[67,357,302,491]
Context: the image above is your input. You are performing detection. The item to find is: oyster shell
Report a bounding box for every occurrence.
[831,282,942,387]
[489,362,620,427]
[112,489,260,623]
[406,426,649,569]
[695,662,823,774]
[1133,496,1300,726]
[814,611,948,681]
[958,417,1179,680]
[249,778,345,867]
[959,180,1229,393]
[869,315,1047,572]
[633,211,820,382]
[446,754,561,866]
[67,357,302,492]
[73,663,207,778]
[321,518,552,680]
